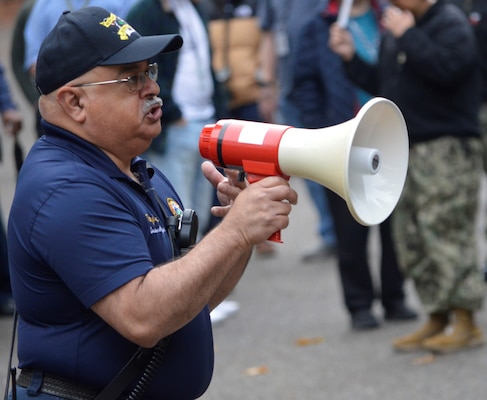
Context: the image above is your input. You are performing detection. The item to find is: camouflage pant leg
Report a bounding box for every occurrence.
[392,136,485,314]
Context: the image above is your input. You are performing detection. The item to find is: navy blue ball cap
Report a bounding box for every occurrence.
[36,6,183,95]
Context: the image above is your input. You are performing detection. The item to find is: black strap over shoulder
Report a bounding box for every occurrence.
[95,336,171,400]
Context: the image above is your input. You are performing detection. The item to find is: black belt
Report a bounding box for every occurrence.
[15,337,170,400]
[17,369,99,400]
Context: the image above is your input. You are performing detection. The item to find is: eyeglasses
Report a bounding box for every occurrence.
[73,63,158,92]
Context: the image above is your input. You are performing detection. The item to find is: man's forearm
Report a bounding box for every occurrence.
[208,246,253,311]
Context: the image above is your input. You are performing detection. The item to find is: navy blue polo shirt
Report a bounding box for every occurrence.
[8,121,214,399]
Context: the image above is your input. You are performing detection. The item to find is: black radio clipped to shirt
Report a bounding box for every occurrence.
[165,208,198,255]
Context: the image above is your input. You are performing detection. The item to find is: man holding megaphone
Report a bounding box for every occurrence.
[330,0,485,354]
[6,8,299,399]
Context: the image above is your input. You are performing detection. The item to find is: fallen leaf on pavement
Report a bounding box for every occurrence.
[244,365,269,376]
[412,353,436,365]
[295,336,325,347]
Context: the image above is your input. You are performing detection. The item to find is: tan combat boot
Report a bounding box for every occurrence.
[392,313,449,353]
[422,308,485,354]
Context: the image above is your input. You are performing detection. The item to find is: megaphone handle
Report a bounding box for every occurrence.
[267,231,282,243]
[246,173,284,244]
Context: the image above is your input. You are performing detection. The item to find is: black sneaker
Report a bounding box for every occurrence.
[0,297,15,316]
[351,309,379,330]
[384,303,418,321]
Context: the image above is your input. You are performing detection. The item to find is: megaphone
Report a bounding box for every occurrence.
[199,97,409,242]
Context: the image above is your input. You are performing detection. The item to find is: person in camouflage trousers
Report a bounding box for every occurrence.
[393,137,485,351]
[329,0,485,354]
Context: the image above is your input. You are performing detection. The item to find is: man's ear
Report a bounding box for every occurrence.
[56,87,86,122]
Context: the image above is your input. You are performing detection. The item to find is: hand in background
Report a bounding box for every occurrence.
[381,6,415,38]
[2,108,22,136]
[329,23,356,62]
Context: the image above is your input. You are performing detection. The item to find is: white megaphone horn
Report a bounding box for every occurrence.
[199,97,409,242]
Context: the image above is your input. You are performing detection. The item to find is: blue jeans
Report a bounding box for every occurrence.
[278,97,336,246]
[146,119,214,237]
[304,180,336,246]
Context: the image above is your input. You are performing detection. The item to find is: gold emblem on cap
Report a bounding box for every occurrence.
[99,13,136,41]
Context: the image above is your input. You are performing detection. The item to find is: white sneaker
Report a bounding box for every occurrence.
[217,300,240,317]
[210,300,240,326]
[210,306,228,326]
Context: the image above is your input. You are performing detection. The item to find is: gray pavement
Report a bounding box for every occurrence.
[201,202,487,400]
[0,3,487,399]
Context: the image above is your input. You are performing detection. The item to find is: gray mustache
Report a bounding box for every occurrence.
[143,97,163,113]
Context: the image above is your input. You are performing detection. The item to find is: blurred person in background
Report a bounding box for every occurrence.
[293,0,417,330]
[257,0,338,263]
[0,61,22,316]
[11,0,38,116]
[205,0,277,256]
[330,0,485,353]
[205,0,261,122]
[446,0,487,282]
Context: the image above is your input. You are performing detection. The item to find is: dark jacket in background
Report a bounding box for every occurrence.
[345,0,481,144]
[446,0,487,102]
[292,11,355,129]
[291,1,382,128]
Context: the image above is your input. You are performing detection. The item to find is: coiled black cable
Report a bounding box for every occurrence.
[125,337,171,400]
